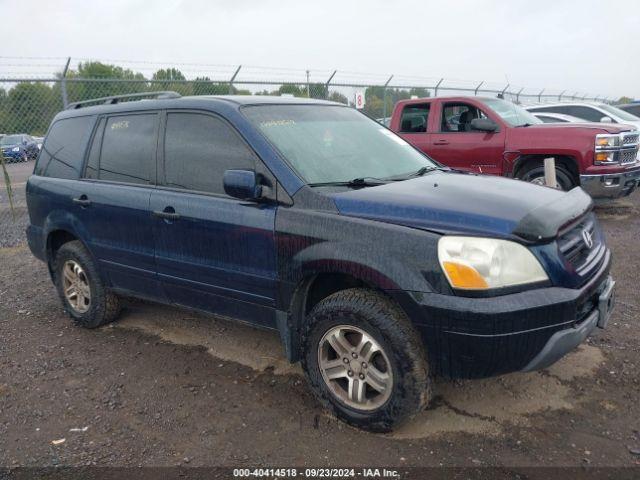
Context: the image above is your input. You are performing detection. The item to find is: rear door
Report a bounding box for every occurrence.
[78,112,163,300]
[395,102,432,154]
[151,111,278,327]
[428,101,505,174]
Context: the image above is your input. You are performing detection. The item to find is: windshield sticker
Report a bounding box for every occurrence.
[260,119,295,128]
[379,128,410,146]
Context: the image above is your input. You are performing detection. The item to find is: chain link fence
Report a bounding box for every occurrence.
[0,57,620,244]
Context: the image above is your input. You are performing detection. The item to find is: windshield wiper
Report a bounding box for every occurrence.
[515,123,533,128]
[308,177,389,188]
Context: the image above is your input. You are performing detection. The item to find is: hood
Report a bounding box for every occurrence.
[329,171,592,241]
[1,143,19,149]
[523,122,636,134]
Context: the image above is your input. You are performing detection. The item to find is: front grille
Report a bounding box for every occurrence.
[620,148,638,164]
[622,133,639,145]
[557,213,605,278]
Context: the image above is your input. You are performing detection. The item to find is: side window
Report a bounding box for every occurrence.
[34,116,94,179]
[441,103,487,132]
[98,114,158,184]
[568,106,606,122]
[163,112,256,195]
[399,104,430,133]
[84,118,106,179]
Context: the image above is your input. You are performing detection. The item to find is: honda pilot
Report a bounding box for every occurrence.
[26,92,616,431]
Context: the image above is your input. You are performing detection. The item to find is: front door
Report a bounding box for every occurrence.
[151,111,278,327]
[428,101,505,175]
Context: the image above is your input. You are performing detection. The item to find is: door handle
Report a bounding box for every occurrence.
[152,209,180,221]
[72,195,91,207]
[433,140,450,145]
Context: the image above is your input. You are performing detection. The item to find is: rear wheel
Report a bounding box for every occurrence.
[518,162,576,191]
[53,240,121,328]
[302,288,431,432]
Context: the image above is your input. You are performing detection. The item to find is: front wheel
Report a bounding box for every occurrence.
[518,162,576,191]
[302,288,431,432]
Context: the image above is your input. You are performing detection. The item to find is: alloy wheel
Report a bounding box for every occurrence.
[62,260,91,313]
[318,325,393,411]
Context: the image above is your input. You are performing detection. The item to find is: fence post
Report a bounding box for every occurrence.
[382,74,393,120]
[324,70,337,100]
[60,57,71,108]
[538,88,545,103]
[474,81,484,96]
[544,158,556,188]
[434,78,443,97]
[558,90,566,101]
[229,65,242,94]
[515,87,524,104]
[499,84,509,99]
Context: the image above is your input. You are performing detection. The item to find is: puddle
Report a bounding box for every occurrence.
[115,302,605,438]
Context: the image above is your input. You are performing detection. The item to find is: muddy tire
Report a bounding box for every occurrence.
[518,162,576,191]
[302,288,431,432]
[53,240,121,328]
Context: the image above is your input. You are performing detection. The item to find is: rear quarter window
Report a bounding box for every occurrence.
[35,116,95,179]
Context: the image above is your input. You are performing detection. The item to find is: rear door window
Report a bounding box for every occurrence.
[35,116,95,179]
[162,112,256,195]
[399,104,430,133]
[97,114,158,184]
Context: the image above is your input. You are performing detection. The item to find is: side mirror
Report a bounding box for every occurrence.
[223,169,263,200]
[600,116,613,123]
[470,118,498,132]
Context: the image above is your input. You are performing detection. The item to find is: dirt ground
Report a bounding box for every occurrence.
[1,161,639,470]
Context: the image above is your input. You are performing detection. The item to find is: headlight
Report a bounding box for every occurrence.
[438,236,548,290]
[595,134,620,149]
[11,147,20,152]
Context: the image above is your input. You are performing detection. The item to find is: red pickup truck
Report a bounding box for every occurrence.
[389,96,640,198]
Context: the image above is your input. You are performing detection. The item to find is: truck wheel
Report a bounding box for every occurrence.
[302,288,431,432]
[518,162,576,190]
[53,240,121,328]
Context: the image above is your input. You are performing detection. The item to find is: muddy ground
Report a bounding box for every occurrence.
[0,161,639,470]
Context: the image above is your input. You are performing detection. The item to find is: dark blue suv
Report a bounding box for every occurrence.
[26,92,616,431]
[1,134,40,162]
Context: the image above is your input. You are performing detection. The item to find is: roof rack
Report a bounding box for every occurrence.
[66,91,181,110]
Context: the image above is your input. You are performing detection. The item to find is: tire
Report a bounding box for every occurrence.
[302,288,431,432]
[517,161,576,191]
[53,240,121,328]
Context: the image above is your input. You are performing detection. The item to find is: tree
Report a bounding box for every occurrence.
[152,68,191,95]
[65,61,148,102]
[0,82,59,135]
[616,96,634,105]
[327,91,348,104]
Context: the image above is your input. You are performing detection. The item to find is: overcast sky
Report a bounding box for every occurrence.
[3,0,639,99]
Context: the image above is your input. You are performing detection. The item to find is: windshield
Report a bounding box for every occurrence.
[482,98,542,126]
[1,135,22,145]
[243,105,437,185]
[599,104,640,122]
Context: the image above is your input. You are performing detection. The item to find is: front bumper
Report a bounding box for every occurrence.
[394,250,613,379]
[580,164,640,199]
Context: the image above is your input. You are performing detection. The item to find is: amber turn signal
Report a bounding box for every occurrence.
[442,261,489,289]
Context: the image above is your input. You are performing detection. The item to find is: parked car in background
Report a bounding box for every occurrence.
[526,102,640,129]
[531,112,585,123]
[26,92,616,431]
[389,96,640,198]
[1,134,40,163]
[616,102,640,118]
[33,136,44,150]
[375,117,391,127]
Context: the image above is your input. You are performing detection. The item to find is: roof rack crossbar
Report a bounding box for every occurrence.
[66,91,181,110]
